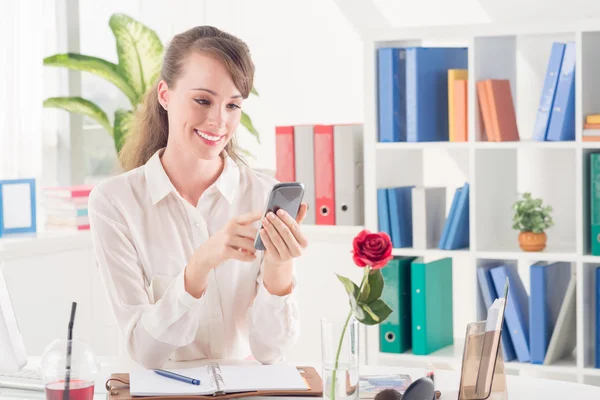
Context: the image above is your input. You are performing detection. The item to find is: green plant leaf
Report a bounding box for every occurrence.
[337,274,368,321]
[240,111,260,143]
[113,109,134,153]
[44,53,138,105]
[362,270,384,304]
[109,13,164,102]
[43,97,112,135]
[355,300,393,325]
[251,86,259,96]
[336,274,359,298]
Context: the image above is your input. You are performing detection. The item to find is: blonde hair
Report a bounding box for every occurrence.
[118,26,255,171]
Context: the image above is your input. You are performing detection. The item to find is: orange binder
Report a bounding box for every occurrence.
[476,80,495,142]
[453,79,468,142]
[485,80,519,142]
[314,124,335,225]
[275,126,295,182]
[104,366,323,400]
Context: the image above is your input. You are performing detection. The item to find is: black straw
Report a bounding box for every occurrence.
[63,302,77,400]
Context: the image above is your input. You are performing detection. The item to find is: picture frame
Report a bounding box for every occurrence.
[0,178,37,237]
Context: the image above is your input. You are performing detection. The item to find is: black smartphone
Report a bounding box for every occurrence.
[254,182,305,250]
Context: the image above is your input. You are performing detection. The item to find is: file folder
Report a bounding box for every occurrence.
[333,124,364,226]
[275,126,295,182]
[314,125,335,225]
[380,257,415,353]
[293,125,316,225]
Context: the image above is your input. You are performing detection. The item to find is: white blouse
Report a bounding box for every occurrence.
[88,148,300,369]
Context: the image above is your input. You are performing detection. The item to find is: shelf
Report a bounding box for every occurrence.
[300,224,365,242]
[474,141,578,149]
[0,230,92,260]
[375,140,579,150]
[358,15,600,384]
[376,142,469,150]
[583,368,600,377]
[377,342,582,375]
[391,248,470,257]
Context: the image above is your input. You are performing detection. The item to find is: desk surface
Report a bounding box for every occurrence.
[1,358,600,399]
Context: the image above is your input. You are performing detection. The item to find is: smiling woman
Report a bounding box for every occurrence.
[87,26,309,369]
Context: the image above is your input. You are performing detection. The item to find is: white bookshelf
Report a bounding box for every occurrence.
[357,17,600,385]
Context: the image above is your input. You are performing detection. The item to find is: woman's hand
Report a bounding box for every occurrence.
[259,203,309,265]
[194,211,262,269]
[185,211,261,298]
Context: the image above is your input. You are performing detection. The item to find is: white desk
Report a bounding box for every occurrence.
[1,358,600,399]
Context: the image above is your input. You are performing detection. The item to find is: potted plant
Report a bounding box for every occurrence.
[512,192,553,251]
[42,13,260,163]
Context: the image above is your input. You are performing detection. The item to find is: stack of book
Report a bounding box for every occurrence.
[583,114,600,141]
[43,184,94,231]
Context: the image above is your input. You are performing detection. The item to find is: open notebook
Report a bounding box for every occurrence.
[128,362,310,397]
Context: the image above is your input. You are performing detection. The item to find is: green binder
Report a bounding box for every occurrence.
[379,256,415,353]
[411,257,454,355]
[591,153,600,255]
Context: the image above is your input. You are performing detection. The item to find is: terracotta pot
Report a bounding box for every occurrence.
[518,231,547,251]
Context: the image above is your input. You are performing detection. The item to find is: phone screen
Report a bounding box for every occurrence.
[254,183,304,250]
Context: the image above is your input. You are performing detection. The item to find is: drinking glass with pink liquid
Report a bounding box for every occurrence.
[41,337,99,400]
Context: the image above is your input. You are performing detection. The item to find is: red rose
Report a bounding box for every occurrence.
[351,230,393,270]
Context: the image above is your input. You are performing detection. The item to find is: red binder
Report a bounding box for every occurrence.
[275,126,295,182]
[314,124,335,225]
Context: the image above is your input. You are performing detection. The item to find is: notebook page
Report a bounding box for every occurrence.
[220,364,309,392]
[129,367,214,396]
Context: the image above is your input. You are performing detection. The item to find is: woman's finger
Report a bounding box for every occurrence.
[295,203,308,224]
[259,229,279,259]
[234,223,258,240]
[225,247,256,262]
[262,215,291,259]
[268,211,297,247]
[275,209,308,249]
[228,236,257,254]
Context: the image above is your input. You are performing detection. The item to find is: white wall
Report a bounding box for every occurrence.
[76,0,364,174]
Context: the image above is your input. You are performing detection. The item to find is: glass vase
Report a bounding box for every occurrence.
[321,316,359,400]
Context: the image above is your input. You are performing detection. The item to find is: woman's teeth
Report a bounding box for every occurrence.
[195,129,221,142]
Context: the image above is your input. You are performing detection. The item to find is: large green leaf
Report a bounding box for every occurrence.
[356,299,393,326]
[113,109,134,153]
[361,270,384,304]
[240,111,260,143]
[336,274,359,298]
[251,86,259,96]
[43,53,138,105]
[336,274,365,320]
[109,14,164,101]
[43,97,112,135]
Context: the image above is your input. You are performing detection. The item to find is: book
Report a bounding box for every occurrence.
[116,363,319,398]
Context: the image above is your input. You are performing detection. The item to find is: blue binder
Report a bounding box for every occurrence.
[532,42,566,141]
[546,42,576,141]
[377,48,406,142]
[490,265,531,363]
[405,47,468,142]
[529,262,572,364]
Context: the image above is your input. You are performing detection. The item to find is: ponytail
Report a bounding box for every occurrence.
[118,82,168,171]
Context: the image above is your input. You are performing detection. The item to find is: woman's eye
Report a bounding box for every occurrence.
[227,103,241,110]
[194,99,210,106]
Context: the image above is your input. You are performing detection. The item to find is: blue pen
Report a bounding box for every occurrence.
[153,369,201,385]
